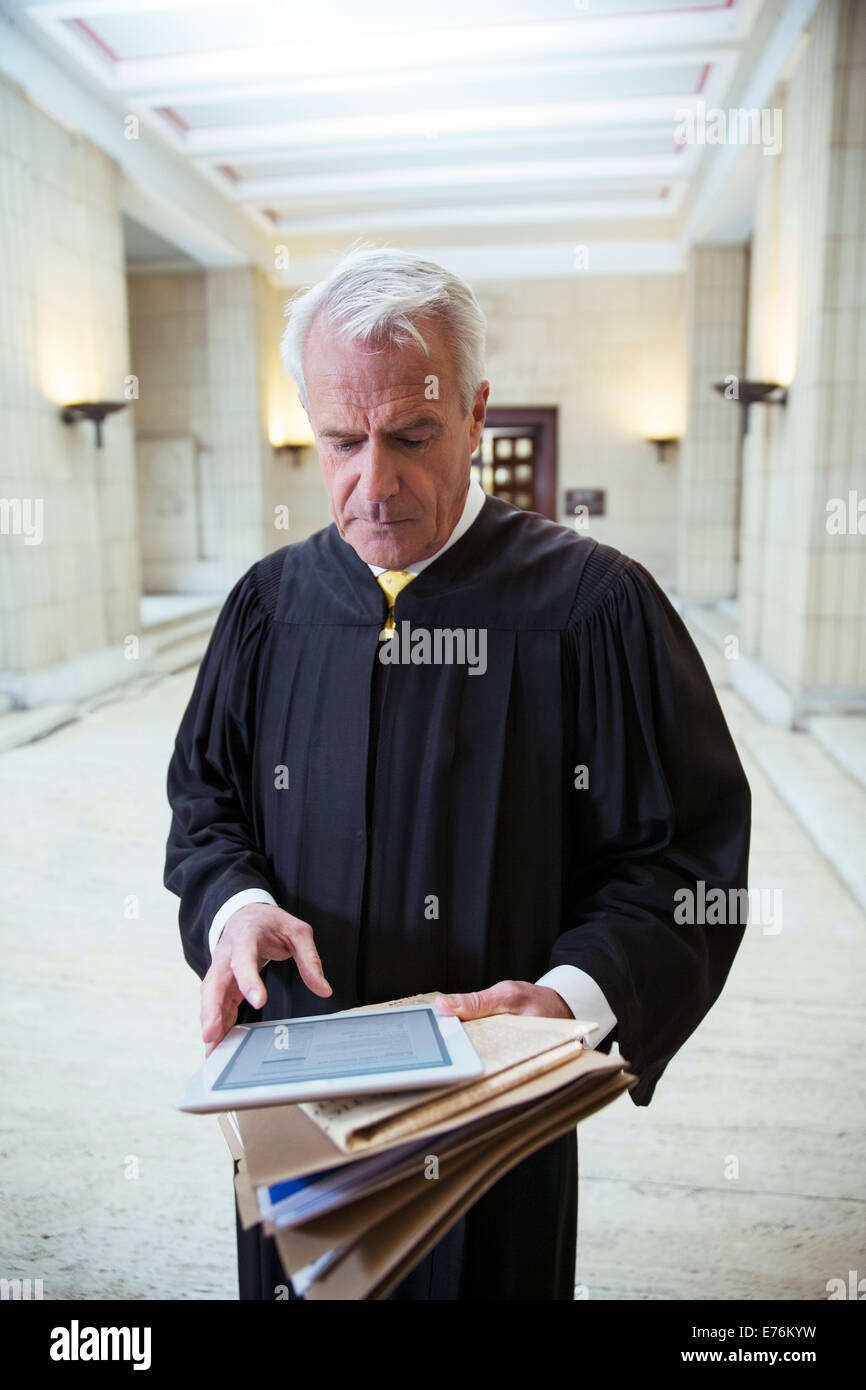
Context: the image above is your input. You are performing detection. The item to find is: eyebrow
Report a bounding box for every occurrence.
[318,416,444,439]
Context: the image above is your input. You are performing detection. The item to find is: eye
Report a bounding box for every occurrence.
[399,438,428,449]
[335,440,361,453]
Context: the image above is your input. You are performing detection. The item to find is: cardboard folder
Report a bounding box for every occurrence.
[272,1070,633,1298]
[237,1044,628,1187]
[323,1072,633,1301]
[235,1063,608,1249]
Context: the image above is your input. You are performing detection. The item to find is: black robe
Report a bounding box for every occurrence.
[164,495,751,1300]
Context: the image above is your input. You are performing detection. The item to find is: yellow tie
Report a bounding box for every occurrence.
[376,569,415,633]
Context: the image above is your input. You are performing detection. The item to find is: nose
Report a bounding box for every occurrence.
[357,437,400,508]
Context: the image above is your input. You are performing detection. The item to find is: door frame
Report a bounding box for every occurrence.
[481,406,558,521]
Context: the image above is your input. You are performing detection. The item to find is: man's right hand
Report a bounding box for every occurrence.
[200,903,332,1055]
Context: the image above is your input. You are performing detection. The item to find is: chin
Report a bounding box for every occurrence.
[356,543,413,569]
[348,520,422,569]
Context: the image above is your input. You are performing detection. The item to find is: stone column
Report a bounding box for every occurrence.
[735,0,866,721]
[676,245,749,601]
[205,266,274,588]
[0,75,140,707]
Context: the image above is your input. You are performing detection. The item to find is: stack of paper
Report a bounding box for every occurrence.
[222,993,635,1299]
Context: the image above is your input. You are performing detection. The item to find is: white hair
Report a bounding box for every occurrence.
[280,246,487,416]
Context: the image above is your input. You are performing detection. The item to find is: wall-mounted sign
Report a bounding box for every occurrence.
[564,488,605,517]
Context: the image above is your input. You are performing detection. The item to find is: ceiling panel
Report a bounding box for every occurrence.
[10,0,772,272]
[68,0,736,61]
[163,62,710,130]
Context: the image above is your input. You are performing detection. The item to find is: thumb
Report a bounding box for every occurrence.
[435,988,499,1021]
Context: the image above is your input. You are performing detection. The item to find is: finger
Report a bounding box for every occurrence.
[204,1014,234,1058]
[201,972,241,1040]
[435,982,523,1020]
[202,987,239,1045]
[200,958,238,1036]
[202,982,242,1054]
[229,937,268,1010]
[283,919,332,998]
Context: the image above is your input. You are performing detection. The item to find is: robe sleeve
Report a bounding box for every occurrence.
[163,563,276,981]
[552,547,751,1106]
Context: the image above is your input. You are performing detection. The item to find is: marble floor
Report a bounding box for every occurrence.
[0,635,863,1300]
[140,593,224,627]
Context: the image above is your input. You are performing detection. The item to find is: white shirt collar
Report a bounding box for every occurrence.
[366,474,487,577]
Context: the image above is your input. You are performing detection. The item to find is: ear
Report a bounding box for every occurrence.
[468,381,490,452]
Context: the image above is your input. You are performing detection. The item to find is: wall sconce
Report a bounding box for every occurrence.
[60,400,126,449]
[272,441,308,467]
[713,380,787,432]
[646,436,680,463]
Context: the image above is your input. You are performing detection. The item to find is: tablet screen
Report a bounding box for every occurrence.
[212,1007,452,1092]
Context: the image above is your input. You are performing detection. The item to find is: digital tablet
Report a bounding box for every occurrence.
[176,1004,484,1113]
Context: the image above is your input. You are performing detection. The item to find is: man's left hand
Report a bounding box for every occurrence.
[434,981,573,1021]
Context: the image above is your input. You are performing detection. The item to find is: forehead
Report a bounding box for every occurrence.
[303,311,457,416]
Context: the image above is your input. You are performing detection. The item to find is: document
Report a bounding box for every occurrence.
[300,1006,596,1152]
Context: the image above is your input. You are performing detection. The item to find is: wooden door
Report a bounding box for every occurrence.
[471,407,558,521]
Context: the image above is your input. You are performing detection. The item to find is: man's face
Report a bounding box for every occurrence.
[303,311,489,568]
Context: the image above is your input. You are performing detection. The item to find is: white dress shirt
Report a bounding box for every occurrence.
[208,475,617,1048]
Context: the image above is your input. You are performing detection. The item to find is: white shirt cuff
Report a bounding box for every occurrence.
[208,889,277,961]
[534,965,617,1048]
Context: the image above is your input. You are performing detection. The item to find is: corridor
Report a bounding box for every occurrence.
[0,625,861,1300]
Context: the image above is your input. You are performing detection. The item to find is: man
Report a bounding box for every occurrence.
[164,247,750,1300]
